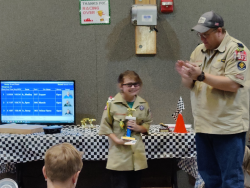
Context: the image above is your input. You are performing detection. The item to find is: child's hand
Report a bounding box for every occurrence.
[127,120,142,132]
[108,133,129,145]
[115,138,128,145]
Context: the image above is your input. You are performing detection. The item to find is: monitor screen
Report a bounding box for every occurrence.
[0,81,75,125]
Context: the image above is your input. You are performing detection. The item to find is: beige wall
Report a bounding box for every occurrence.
[0,0,249,127]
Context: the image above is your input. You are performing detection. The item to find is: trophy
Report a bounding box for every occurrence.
[89,119,96,128]
[122,108,136,141]
[81,118,89,128]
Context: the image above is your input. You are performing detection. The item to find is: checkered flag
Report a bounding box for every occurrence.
[172,96,185,121]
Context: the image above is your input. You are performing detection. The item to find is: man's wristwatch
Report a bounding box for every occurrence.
[197,71,205,81]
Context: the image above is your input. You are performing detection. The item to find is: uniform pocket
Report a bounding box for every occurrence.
[113,116,125,122]
[211,61,225,75]
[211,61,224,68]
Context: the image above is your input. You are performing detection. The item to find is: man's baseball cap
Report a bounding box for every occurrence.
[191,11,224,33]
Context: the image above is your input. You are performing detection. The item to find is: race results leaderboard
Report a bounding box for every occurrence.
[1,82,74,116]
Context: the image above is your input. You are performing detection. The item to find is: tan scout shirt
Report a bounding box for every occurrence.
[99,93,152,171]
[190,32,250,134]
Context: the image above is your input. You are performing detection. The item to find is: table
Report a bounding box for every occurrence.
[178,157,204,188]
[0,125,196,166]
[0,125,198,187]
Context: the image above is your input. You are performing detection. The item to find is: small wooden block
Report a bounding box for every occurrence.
[135,0,157,54]
[135,26,156,54]
[0,124,45,134]
[135,0,149,4]
[149,0,156,4]
[135,0,156,4]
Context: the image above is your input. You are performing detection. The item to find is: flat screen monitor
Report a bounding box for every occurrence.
[0,81,75,125]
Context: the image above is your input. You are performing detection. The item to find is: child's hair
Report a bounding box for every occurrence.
[118,70,142,86]
[44,143,83,182]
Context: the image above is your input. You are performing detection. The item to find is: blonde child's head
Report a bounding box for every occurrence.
[43,143,83,183]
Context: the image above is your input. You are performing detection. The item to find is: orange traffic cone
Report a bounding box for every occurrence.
[173,113,188,133]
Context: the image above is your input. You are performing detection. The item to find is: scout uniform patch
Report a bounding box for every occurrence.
[139,105,144,111]
[235,74,244,80]
[234,43,247,61]
[237,61,246,71]
[234,51,247,61]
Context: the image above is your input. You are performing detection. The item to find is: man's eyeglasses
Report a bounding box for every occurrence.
[122,82,140,87]
[197,29,217,39]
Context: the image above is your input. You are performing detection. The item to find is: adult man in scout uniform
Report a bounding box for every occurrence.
[176,11,250,188]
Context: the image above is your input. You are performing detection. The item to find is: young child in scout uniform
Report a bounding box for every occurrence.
[99,70,152,188]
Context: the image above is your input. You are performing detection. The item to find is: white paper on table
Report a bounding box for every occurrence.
[163,124,192,129]
[124,140,137,145]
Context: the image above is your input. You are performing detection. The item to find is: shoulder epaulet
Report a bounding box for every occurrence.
[104,96,114,111]
[106,96,114,122]
[107,96,114,104]
[237,43,244,48]
[106,96,114,109]
[237,43,245,52]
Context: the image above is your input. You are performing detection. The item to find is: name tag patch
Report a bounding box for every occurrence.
[218,59,226,63]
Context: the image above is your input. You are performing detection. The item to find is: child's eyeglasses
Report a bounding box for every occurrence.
[122,82,140,87]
